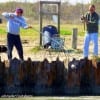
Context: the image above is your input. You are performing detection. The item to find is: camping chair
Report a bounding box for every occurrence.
[50,35,67,57]
[43,34,68,59]
[51,36,64,51]
[42,25,69,59]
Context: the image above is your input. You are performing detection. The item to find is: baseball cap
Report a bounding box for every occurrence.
[16,8,23,14]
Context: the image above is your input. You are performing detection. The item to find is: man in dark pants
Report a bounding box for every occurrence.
[2,8,32,61]
[81,4,99,59]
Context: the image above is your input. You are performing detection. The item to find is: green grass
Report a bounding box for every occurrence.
[0,24,7,35]
[0,28,6,34]
[0,23,85,36]
[30,46,41,53]
[60,24,85,36]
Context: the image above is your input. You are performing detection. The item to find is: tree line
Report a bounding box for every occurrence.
[0,1,100,24]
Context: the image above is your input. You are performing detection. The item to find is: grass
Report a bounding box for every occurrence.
[0,23,85,53]
[60,24,85,36]
[0,28,6,34]
[30,46,41,53]
[0,23,85,36]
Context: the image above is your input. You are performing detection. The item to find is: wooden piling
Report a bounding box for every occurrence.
[72,28,78,49]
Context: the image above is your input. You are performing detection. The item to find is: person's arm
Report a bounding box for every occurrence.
[2,12,15,20]
[85,13,99,25]
[88,14,99,24]
[14,17,32,29]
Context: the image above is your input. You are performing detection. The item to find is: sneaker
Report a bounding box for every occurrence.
[48,46,51,49]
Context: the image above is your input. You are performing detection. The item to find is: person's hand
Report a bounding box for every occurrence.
[80,15,86,21]
[81,15,88,24]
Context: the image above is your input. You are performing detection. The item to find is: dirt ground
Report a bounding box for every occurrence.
[1,35,100,62]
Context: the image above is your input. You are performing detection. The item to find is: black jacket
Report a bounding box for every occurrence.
[85,12,99,33]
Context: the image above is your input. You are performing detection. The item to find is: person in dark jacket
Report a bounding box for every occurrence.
[81,4,99,59]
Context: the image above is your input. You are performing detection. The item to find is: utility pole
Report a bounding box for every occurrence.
[81,0,85,31]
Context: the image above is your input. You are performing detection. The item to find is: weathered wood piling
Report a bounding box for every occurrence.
[0,57,100,96]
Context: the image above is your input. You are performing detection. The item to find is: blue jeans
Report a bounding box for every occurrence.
[83,33,98,58]
[7,33,23,60]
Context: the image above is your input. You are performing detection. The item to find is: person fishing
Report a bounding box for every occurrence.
[2,8,32,62]
[81,4,99,59]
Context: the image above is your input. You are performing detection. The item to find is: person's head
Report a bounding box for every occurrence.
[89,4,95,13]
[15,8,23,16]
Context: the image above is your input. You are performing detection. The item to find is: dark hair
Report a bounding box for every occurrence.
[90,4,95,8]
[16,8,23,14]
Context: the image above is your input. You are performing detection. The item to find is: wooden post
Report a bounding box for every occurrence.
[72,28,78,49]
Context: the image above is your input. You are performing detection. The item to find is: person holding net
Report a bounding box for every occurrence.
[2,8,32,62]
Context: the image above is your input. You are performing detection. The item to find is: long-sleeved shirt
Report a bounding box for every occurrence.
[2,12,29,35]
[85,12,99,33]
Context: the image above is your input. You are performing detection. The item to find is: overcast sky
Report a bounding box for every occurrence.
[0,0,91,4]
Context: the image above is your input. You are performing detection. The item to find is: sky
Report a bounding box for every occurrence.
[68,0,91,4]
[0,0,91,4]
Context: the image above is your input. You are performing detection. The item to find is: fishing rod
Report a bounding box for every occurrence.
[81,0,86,31]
